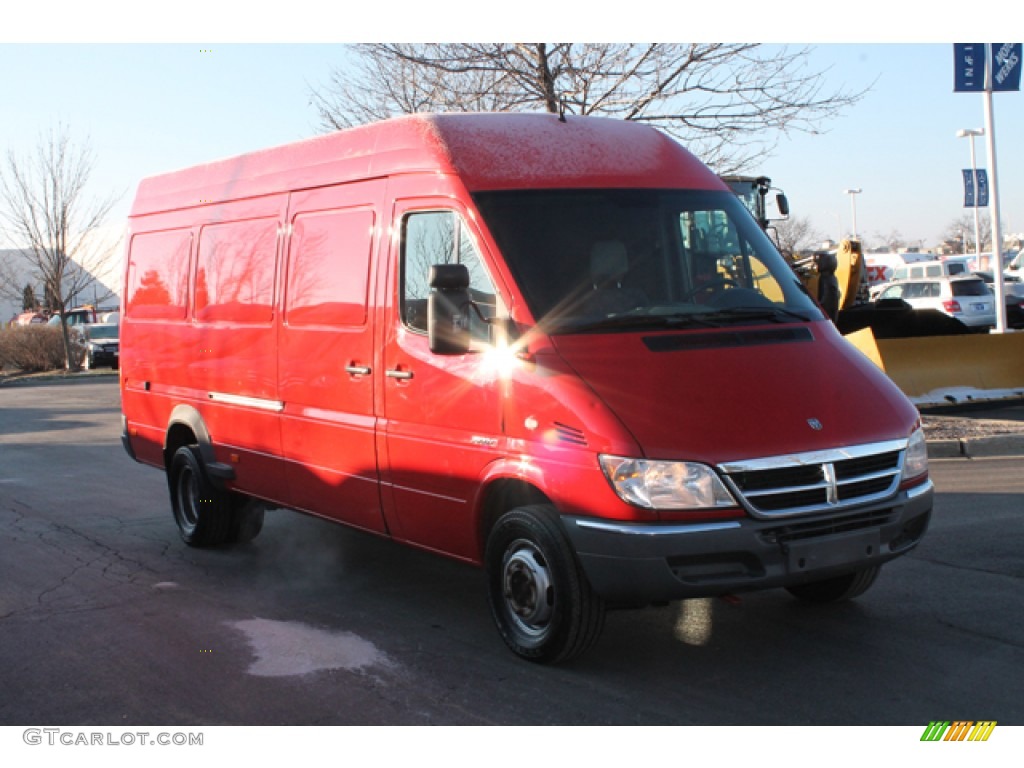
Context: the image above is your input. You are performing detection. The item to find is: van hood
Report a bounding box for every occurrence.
[550,321,918,466]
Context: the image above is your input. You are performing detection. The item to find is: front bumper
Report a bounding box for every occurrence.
[89,350,119,367]
[561,480,933,603]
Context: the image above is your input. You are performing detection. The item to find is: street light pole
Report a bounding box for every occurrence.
[844,188,862,240]
[956,128,984,259]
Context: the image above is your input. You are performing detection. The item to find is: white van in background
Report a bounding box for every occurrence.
[863,252,934,292]
[893,256,974,282]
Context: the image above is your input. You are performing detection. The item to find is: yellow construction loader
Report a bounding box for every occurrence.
[724,175,1024,405]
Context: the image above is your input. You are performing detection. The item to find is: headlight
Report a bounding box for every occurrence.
[599,455,738,510]
[902,425,929,482]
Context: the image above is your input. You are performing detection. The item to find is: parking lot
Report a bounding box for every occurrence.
[1,377,1022,727]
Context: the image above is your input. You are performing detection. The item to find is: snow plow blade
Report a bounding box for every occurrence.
[845,327,1024,406]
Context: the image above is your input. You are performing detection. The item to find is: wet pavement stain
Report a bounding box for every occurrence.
[230,617,391,677]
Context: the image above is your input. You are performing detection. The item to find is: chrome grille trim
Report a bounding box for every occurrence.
[717,439,909,519]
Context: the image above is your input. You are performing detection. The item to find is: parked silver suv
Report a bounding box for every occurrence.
[875,275,995,330]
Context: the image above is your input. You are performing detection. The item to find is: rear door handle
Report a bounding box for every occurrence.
[386,369,414,380]
[345,364,371,376]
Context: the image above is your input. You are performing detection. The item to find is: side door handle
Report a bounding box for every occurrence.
[345,364,372,376]
[386,368,414,380]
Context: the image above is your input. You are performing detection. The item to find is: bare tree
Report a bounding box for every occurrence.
[872,229,909,253]
[311,43,868,173]
[0,254,20,312]
[943,214,993,253]
[773,216,822,258]
[0,126,121,369]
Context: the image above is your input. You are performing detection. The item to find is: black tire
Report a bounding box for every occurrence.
[169,445,233,547]
[485,505,605,664]
[785,565,881,603]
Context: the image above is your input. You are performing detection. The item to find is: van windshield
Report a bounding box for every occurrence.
[473,189,821,332]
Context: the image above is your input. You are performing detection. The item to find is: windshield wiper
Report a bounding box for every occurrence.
[701,306,814,324]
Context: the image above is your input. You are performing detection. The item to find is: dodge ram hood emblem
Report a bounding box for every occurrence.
[807,418,823,431]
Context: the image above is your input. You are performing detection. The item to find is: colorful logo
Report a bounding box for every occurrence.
[921,721,997,741]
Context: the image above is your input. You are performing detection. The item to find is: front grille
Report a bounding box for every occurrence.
[733,463,823,491]
[719,440,906,518]
[835,451,901,479]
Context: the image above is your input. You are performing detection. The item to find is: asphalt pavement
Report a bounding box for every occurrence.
[2,376,1023,732]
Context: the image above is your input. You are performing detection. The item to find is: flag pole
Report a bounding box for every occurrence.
[982,45,1008,333]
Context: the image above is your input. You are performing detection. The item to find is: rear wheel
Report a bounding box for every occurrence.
[786,565,881,603]
[228,495,265,543]
[485,505,605,663]
[169,445,233,547]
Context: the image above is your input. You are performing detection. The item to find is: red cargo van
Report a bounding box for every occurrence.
[120,113,932,662]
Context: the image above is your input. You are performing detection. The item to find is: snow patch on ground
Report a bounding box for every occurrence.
[912,387,1024,407]
[230,618,391,677]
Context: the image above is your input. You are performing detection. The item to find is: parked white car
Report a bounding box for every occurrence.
[868,258,975,300]
[875,275,996,330]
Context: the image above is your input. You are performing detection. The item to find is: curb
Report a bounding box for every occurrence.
[0,370,118,387]
[927,434,1024,459]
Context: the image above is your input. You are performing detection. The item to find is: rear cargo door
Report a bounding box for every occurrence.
[279,181,388,533]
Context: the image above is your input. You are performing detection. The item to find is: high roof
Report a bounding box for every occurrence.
[130,113,723,217]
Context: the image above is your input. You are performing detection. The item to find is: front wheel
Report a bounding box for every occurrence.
[785,565,881,603]
[485,505,605,663]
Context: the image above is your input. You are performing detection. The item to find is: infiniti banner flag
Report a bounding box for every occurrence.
[991,43,1022,91]
[976,169,989,206]
[954,43,985,91]
[963,169,989,207]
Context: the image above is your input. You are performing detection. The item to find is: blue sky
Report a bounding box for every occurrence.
[2,7,1021,250]
[769,44,1023,247]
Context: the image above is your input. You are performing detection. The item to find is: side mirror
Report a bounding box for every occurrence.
[775,193,790,217]
[428,263,472,355]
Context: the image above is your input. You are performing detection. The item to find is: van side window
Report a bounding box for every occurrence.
[196,218,278,324]
[401,211,496,339]
[126,229,192,320]
[286,208,374,327]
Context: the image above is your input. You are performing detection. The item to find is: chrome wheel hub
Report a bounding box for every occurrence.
[503,540,553,630]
